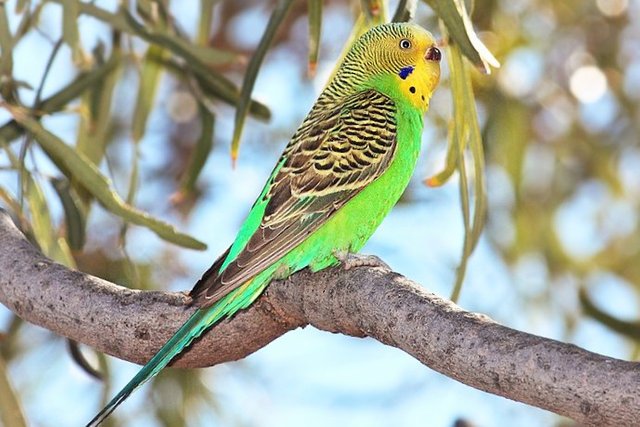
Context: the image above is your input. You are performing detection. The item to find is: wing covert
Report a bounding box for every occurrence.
[191,89,398,306]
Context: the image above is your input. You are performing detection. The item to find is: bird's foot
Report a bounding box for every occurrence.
[273,263,292,280]
[334,251,391,271]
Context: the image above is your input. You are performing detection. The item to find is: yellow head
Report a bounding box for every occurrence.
[327,23,442,114]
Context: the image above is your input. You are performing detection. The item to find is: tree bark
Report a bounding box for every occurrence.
[0,208,638,426]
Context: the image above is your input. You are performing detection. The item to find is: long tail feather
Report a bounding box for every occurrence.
[86,305,226,427]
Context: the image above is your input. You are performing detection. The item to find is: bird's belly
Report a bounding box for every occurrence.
[283,143,419,274]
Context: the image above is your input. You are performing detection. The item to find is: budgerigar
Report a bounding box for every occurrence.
[87,22,441,426]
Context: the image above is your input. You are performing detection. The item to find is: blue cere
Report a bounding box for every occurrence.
[398,66,414,80]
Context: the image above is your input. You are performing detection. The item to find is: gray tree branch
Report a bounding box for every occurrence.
[0,209,638,426]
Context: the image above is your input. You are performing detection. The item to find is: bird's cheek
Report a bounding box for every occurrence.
[423,60,440,90]
[432,65,441,87]
[416,59,440,93]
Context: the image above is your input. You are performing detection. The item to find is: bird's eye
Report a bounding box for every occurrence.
[426,46,442,62]
[399,39,412,50]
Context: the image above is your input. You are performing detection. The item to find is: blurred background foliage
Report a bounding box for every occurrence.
[0,0,638,426]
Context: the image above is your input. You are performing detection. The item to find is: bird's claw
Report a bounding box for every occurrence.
[335,252,391,271]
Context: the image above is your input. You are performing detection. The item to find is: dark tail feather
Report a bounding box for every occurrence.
[86,307,223,426]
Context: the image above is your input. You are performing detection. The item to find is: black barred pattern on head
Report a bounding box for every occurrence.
[325,23,417,100]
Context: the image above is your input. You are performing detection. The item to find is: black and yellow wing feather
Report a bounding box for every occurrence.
[190,89,398,306]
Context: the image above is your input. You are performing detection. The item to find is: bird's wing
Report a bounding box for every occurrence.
[190,89,398,307]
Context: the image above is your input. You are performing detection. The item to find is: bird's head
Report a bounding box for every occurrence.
[332,23,442,114]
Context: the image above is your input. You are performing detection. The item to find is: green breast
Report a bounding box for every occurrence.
[282,102,424,273]
[331,103,424,250]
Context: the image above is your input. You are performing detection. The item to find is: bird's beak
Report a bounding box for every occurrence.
[425,45,442,62]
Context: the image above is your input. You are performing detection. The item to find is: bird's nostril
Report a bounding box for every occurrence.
[426,46,441,62]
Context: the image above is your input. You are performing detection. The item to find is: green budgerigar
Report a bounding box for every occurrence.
[87,22,441,426]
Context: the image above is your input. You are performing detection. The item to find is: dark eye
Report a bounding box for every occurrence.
[426,46,441,62]
[399,39,412,50]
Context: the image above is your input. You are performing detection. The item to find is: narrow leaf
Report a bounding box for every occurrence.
[444,35,487,302]
[198,0,214,45]
[0,187,23,219]
[451,38,487,254]
[14,2,44,42]
[231,0,294,163]
[2,147,55,255]
[121,6,237,64]
[15,0,29,14]
[392,0,418,22]
[125,145,140,206]
[60,0,81,62]
[39,55,119,114]
[422,0,499,73]
[51,236,77,268]
[424,121,457,187]
[6,107,207,250]
[197,0,225,45]
[579,287,640,340]
[179,104,215,195]
[51,177,87,250]
[468,113,487,254]
[23,173,56,257]
[360,0,387,25]
[96,353,112,412]
[0,355,27,427]
[132,45,167,142]
[135,0,165,28]
[68,340,103,380]
[307,0,322,76]
[0,55,119,144]
[4,147,77,266]
[187,61,271,120]
[0,315,23,361]
[451,126,471,303]
[54,1,240,67]
[151,52,271,121]
[0,4,15,97]
[76,47,121,167]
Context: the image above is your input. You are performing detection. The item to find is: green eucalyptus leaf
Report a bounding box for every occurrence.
[307,0,322,76]
[440,32,487,302]
[150,50,271,121]
[51,177,87,250]
[361,0,387,25]
[392,0,418,22]
[179,104,215,196]
[0,356,27,427]
[0,55,119,144]
[230,0,294,163]
[60,0,81,62]
[423,0,499,73]
[76,49,121,169]
[197,0,216,45]
[132,45,167,142]
[8,109,207,250]
[0,4,15,100]
[580,287,640,340]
